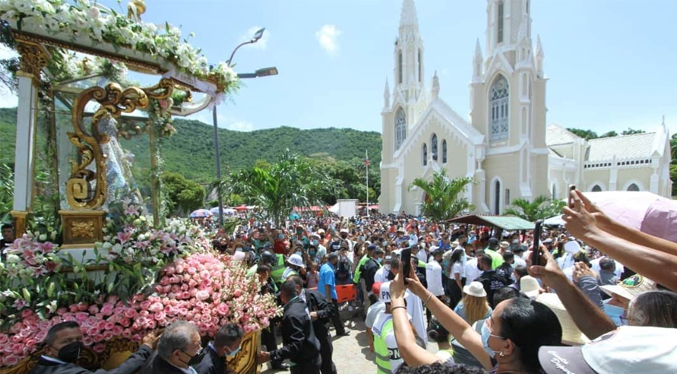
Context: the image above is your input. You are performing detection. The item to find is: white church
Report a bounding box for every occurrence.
[379,0,673,215]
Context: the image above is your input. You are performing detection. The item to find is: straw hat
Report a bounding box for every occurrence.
[500,241,510,249]
[537,292,590,346]
[520,276,541,299]
[463,281,487,298]
[600,274,656,301]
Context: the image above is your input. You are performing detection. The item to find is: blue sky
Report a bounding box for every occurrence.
[2,0,676,136]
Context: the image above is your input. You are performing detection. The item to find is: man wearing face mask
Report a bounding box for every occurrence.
[309,233,326,263]
[142,321,202,374]
[31,321,158,374]
[193,324,244,374]
[374,255,392,284]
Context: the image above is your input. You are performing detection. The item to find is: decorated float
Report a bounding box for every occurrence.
[0,0,280,372]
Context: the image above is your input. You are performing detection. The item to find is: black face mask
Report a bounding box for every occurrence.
[56,341,82,363]
[340,234,347,239]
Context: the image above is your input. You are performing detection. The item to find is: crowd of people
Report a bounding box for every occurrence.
[10,188,677,373]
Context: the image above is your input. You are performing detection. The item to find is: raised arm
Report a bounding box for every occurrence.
[575,190,677,257]
[529,245,615,339]
[564,191,677,292]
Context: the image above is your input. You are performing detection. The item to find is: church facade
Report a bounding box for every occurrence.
[379,0,673,215]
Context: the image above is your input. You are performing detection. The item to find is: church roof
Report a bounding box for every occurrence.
[546,123,580,146]
[586,132,657,162]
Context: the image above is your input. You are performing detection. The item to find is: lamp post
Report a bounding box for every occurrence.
[213,28,277,227]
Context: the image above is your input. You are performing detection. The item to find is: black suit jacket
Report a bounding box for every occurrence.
[303,289,334,335]
[139,354,187,374]
[29,345,152,374]
[270,297,321,365]
[192,345,226,374]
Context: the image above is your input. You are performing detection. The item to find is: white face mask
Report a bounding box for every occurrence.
[384,264,391,271]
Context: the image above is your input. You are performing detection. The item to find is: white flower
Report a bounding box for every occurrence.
[46,300,58,313]
[6,254,19,263]
[112,243,123,253]
[102,242,112,250]
[38,234,47,241]
[168,25,181,37]
[87,6,100,19]
[14,0,33,15]
[0,10,17,21]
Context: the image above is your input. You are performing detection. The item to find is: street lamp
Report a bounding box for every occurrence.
[213,28,277,227]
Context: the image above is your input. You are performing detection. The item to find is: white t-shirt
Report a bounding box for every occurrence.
[426,260,444,297]
[456,247,467,278]
[404,290,428,346]
[366,300,386,329]
[416,249,428,264]
[464,257,482,283]
[374,266,390,284]
[450,262,463,284]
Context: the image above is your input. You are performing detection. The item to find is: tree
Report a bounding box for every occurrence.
[599,130,618,138]
[504,196,566,222]
[622,128,646,136]
[671,133,676,164]
[567,128,598,140]
[408,170,475,221]
[162,172,206,216]
[671,164,677,197]
[226,150,334,227]
[0,163,13,223]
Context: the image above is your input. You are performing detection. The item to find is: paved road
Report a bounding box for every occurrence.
[261,308,437,373]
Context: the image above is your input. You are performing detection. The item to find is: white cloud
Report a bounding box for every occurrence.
[225,120,254,132]
[315,24,342,56]
[239,26,269,50]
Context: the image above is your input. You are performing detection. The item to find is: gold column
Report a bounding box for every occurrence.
[10,210,28,238]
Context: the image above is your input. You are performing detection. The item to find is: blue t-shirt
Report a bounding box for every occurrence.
[318,262,338,300]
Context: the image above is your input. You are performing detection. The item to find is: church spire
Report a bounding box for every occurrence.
[472,38,483,83]
[384,78,391,108]
[535,35,544,77]
[400,0,419,29]
[431,71,440,100]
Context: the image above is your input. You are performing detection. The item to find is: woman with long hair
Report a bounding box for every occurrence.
[445,249,464,308]
[389,268,562,373]
[454,281,492,326]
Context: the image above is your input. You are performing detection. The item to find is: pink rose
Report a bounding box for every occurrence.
[123,309,137,319]
[88,305,100,314]
[139,300,152,311]
[216,304,229,316]
[4,355,19,366]
[149,302,164,313]
[75,312,89,322]
[100,304,114,316]
[195,290,210,301]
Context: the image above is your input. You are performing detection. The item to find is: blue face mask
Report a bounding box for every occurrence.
[309,250,316,256]
[227,346,241,357]
[376,257,383,264]
[603,299,627,326]
[312,240,319,246]
[295,250,303,256]
[480,321,496,357]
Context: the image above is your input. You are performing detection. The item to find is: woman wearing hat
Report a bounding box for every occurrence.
[454,281,492,326]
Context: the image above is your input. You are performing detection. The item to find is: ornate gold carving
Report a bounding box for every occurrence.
[14,40,48,82]
[127,0,146,21]
[72,221,95,238]
[66,79,173,209]
[10,211,28,239]
[59,210,105,246]
[227,331,261,374]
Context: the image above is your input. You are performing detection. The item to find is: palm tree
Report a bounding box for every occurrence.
[408,170,475,221]
[222,150,334,227]
[504,196,566,222]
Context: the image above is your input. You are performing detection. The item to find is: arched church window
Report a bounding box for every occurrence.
[422,143,428,166]
[490,75,509,142]
[592,185,602,192]
[398,51,403,84]
[627,183,640,192]
[395,108,407,150]
[442,140,448,163]
[431,133,438,161]
[418,49,422,83]
[497,1,504,44]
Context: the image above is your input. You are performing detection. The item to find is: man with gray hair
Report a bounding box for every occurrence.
[142,321,202,374]
[193,323,244,374]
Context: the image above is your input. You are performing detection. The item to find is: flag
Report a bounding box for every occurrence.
[365,150,370,166]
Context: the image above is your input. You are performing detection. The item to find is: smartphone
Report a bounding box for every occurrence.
[531,219,543,266]
[401,247,412,285]
[568,185,576,208]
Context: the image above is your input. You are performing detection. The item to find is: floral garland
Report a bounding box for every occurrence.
[0,0,238,94]
[0,252,281,367]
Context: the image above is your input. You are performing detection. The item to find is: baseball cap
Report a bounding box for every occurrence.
[543,238,553,245]
[488,237,499,245]
[340,228,349,234]
[372,282,383,296]
[600,274,656,301]
[380,282,392,303]
[539,326,677,374]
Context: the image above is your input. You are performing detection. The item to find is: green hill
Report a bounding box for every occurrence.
[0,107,382,183]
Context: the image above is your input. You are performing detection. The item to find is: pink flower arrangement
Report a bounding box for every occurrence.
[0,252,281,367]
